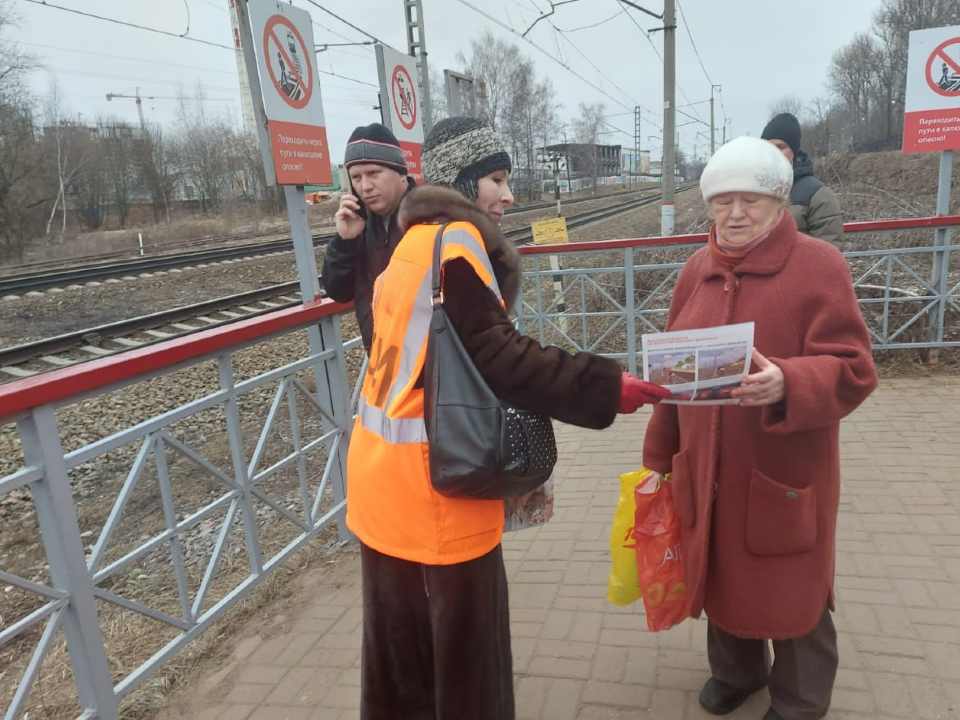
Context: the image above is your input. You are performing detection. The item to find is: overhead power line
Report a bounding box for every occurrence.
[23,41,237,76]
[617,0,707,125]
[550,20,644,114]
[676,0,714,86]
[554,7,626,32]
[23,3,381,91]
[23,0,231,50]
[301,1,386,46]
[458,0,663,130]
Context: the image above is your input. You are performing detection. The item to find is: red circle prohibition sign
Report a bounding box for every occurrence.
[925,37,960,97]
[263,15,313,110]
[391,64,417,131]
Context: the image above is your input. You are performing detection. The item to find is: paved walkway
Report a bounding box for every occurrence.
[156,377,960,720]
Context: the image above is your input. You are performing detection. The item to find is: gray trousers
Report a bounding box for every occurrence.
[707,608,838,720]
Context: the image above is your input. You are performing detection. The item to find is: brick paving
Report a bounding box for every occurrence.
[156,377,960,720]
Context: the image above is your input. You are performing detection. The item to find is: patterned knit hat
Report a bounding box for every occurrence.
[344,123,408,175]
[421,116,512,201]
[700,136,793,202]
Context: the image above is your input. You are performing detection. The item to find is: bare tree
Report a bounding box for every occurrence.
[176,89,232,212]
[829,33,877,146]
[768,95,806,119]
[69,133,107,230]
[0,0,47,258]
[428,61,448,122]
[136,123,180,222]
[803,96,835,157]
[458,30,525,131]
[42,80,92,236]
[97,118,139,228]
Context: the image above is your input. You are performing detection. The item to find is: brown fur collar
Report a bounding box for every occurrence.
[398,185,521,308]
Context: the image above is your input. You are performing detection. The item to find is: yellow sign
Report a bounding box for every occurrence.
[531,217,570,245]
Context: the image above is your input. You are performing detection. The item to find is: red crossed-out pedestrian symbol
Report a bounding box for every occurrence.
[263,15,313,110]
[926,37,960,97]
[391,65,417,131]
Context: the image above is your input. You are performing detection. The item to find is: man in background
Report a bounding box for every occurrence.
[320,123,415,353]
[761,112,843,246]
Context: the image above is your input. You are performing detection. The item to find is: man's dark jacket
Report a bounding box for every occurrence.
[789,151,843,245]
[320,179,416,352]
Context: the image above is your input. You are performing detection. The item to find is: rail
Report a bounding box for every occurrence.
[0,214,957,720]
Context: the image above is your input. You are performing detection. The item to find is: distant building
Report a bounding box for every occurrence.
[537,143,623,179]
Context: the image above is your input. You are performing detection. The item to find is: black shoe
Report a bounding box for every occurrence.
[698,677,761,715]
[762,709,786,720]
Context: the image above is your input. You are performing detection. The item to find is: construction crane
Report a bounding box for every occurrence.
[105,87,180,132]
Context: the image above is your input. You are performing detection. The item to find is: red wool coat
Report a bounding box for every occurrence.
[642,212,878,640]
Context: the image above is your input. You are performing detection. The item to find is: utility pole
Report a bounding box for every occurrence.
[634,106,641,191]
[710,84,720,155]
[404,0,433,133]
[229,0,257,137]
[661,0,677,235]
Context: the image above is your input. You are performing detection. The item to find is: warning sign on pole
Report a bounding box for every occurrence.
[376,44,424,182]
[903,25,960,153]
[248,0,333,184]
[531,218,570,245]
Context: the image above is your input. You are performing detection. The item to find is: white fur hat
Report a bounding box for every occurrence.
[700,136,793,202]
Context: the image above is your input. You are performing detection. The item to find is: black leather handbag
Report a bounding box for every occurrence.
[423,223,557,499]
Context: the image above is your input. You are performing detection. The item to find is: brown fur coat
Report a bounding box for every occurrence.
[399,185,521,308]
[397,184,622,430]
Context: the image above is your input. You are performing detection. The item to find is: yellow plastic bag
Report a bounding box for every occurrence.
[606,467,652,606]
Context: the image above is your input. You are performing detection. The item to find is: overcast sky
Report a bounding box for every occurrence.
[17,0,883,165]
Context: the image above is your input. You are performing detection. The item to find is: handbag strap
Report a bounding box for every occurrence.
[431,222,452,302]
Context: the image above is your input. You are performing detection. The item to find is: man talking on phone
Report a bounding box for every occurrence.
[321,123,416,354]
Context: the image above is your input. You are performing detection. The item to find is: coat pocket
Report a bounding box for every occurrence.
[670,450,696,529]
[746,469,817,557]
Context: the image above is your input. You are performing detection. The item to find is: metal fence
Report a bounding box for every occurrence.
[1,215,957,720]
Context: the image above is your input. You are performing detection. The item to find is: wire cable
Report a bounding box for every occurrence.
[196,0,226,12]
[618,0,706,125]
[301,1,386,46]
[23,0,231,50]
[550,20,641,113]
[22,41,238,75]
[676,0,714,86]
[456,0,643,116]
[553,7,626,32]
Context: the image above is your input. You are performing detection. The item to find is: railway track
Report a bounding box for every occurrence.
[1,187,691,380]
[0,190,642,296]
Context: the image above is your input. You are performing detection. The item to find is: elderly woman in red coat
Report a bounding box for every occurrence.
[642,136,878,720]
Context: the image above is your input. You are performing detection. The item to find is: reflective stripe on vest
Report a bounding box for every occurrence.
[357,396,428,444]
[362,223,502,445]
[380,226,502,413]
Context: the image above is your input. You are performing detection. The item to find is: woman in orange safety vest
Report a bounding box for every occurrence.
[346,116,670,720]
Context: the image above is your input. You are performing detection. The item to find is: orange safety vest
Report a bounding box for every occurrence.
[345,221,506,565]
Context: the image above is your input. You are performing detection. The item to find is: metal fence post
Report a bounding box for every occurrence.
[218,354,263,576]
[928,150,953,359]
[315,314,354,544]
[17,407,120,720]
[624,248,638,375]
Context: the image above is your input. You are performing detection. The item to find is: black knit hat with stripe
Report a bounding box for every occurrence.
[344,123,408,175]
[421,116,512,201]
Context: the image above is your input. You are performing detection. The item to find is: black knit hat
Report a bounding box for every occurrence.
[421,116,512,201]
[761,113,802,156]
[344,123,408,174]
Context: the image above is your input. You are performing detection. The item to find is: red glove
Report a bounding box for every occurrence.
[618,372,672,413]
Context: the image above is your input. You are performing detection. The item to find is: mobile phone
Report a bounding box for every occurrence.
[339,166,367,220]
